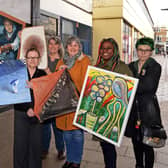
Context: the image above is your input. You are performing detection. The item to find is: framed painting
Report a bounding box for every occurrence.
[19,26,47,69]
[0,59,31,105]
[73,66,139,147]
[0,11,26,61]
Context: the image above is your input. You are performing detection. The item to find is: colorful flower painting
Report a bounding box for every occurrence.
[73,66,139,147]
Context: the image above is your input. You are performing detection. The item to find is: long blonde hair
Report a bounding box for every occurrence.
[48,36,64,58]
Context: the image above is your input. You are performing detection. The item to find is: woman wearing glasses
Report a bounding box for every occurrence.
[14,47,46,168]
[125,37,162,168]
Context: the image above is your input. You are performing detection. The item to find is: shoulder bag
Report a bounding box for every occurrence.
[136,96,167,148]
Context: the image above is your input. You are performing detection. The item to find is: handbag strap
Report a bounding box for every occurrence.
[135,98,142,129]
[136,99,141,120]
[65,69,80,97]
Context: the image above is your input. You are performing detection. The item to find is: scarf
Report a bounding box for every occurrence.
[63,50,82,69]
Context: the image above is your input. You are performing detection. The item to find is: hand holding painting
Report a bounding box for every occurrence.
[27,108,35,117]
[26,80,33,89]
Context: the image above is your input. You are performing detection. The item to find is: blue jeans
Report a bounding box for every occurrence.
[63,129,84,164]
[42,118,65,152]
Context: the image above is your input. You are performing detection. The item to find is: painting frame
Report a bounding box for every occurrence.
[19,26,48,69]
[0,59,31,105]
[73,65,139,147]
[0,11,26,61]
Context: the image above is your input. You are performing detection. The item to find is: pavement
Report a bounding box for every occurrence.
[0,55,168,168]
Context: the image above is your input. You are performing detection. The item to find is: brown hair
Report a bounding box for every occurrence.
[48,36,64,58]
[25,47,40,58]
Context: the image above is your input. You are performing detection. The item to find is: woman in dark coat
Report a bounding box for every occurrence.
[14,48,46,168]
[125,37,162,168]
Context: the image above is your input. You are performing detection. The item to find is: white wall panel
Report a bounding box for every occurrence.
[123,0,154,37]
[40,0,92,26]
[0,0,31,23]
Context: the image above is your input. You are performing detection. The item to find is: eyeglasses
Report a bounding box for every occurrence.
[101,48,113,51]
[26,57,40,60]
[137,49,152,53]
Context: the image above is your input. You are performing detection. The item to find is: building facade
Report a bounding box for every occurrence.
[40,0,92,56]
[1,0,155,62]
[154,27,168,54]
[93,0,154,64]
[0,0,31,24]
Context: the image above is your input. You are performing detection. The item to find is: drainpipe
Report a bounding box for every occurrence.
[31,0,40,26]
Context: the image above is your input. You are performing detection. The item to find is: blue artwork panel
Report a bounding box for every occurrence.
[0,60,31,105]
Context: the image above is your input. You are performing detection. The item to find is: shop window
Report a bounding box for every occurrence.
[61,19,92,56]
[77,23,92,56]
[62,19,74,46]
[40,14,58,38]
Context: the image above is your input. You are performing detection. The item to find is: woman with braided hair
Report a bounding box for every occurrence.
[95,38,132,168]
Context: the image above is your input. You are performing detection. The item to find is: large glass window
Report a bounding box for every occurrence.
[77,23,92,56]
[61,18,92,56]
[40,14,58,39]
[62,19,74,46]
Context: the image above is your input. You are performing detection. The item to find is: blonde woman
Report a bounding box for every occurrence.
[41,36,65,160]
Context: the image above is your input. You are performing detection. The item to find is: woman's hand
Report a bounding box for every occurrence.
[26,80,33,89]
[59,65,68,70]
[18,30,22,39]
[45,67,52,74]
[27,108,35,117]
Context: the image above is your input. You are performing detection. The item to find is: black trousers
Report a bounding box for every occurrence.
[132,137,154,168]
[14,110,42,168]
[100,141,117,168]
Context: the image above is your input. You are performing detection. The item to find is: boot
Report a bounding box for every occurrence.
[70,163,80,168]
[62,161,72,168]
[136,165,144,168]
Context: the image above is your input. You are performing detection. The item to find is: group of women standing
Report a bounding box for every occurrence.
[13,34,162,168]
[13,35,91,168]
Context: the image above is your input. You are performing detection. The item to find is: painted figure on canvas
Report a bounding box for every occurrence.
[0,12,25,61]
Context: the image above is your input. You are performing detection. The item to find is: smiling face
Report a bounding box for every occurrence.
[48,39,60,55]
[26,50,40,69]
[137,44,152,62]
[100,41,114,63]
[67,40,80,57]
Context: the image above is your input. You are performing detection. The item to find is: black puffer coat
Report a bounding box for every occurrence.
[125,57,162,137]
